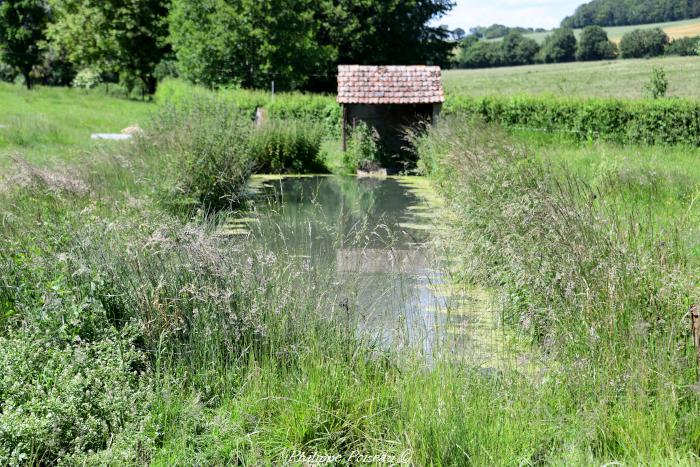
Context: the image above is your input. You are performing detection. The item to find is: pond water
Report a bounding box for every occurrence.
[224,175,510,366]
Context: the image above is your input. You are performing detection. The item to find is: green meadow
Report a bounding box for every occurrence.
[443,55,700,99]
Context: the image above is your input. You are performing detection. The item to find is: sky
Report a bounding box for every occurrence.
[439,0,585,30]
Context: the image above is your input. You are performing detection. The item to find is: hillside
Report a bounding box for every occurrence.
[562,0,700,28]
[443,55,700,99]
[490,17,700,44]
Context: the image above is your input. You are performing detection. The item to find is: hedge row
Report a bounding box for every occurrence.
[443,95,700,146]
[155,79,341,135]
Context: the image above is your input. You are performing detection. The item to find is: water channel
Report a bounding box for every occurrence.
[224,175,512,368]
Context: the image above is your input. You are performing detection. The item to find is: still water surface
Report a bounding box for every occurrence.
[226,175,508,366]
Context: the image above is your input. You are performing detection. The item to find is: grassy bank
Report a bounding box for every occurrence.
[418,118,700,462]
[444,56,700,99]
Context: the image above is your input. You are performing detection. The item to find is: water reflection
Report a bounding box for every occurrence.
[227,175,509,366]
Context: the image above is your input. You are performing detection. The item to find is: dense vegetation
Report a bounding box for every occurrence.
[453,24,699,69]
[562,0,700,28]
[0,0,455,94]
[2,83,700,462]
[445,94,700,145]
[468,24,547,40]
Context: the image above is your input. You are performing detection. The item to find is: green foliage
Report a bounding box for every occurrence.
[168,0,334,90]
[666,36,700,56]
[0,0,49,89]
[155,79,341,135]
[72,68,103,90]
[470,24,546,40]
[501,31,540,66]
[249,120,326,173]
[620,28,670,58]
[0,331,152,465]
[454,32,540,69]
[444,94,700,145]
[538,28,577,63]
[0,53,17,82]
[562,0,700,28]
[47,0,170,95]
[343,122,381,172]
[645,67,668,99]
[454,40,503,68]
[131,99,256,212]
[417,120,700,462]
[576,25,617,61]
[168,0,454,90]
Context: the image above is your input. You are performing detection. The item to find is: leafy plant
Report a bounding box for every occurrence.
[343,121,381,172]
[645,67,668,99]
[249,119,326,173]
[72,68,103,90]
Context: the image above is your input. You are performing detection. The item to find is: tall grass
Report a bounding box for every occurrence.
[3,94,700,464]
[417,117,700,460]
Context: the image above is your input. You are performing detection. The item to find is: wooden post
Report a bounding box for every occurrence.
[342,105,348,152]
[691,304,700,372]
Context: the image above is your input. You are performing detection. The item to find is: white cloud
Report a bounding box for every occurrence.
[437,0,585,30]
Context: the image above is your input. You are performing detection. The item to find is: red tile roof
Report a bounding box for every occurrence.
[337,65,445,105]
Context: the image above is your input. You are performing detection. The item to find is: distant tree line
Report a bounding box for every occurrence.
[562,0,700,28]
[453,26,699,69]
[469,24,547,40]
[0,0,455,93]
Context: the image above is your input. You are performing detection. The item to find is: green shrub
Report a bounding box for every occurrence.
[72,68,103,90]
[665,37,700,56]
[444,94,700,146]
[619,28,669,58]
[155,79,341,136]
[343,122,381,172]
[645,67,668,99]
[0,330,151,465]
[250,119,326,173]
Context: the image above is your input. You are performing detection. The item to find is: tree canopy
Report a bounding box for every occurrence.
[539,28,577,63]
[0,0,49,89]
[576,25,617,61]
[47,0,170,94]
[562,0,700,28]
[619,28,670,58]
[169,0,454,91]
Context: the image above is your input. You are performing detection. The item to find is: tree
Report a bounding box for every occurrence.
[501,31,539,66]
[619,28,669,58]
[457,40,502,68]
[539,28,577,63]
[47,0,170,95]
[576,25,617,61]
[169,0,336,90]
[665,37,699,56]
[451,28,466,41]
[169,0,455,91]
[0,0,49,89]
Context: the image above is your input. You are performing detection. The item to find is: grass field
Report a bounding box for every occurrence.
[444,55,700,98]
[0,83,154,166]
[496,17,700,44]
